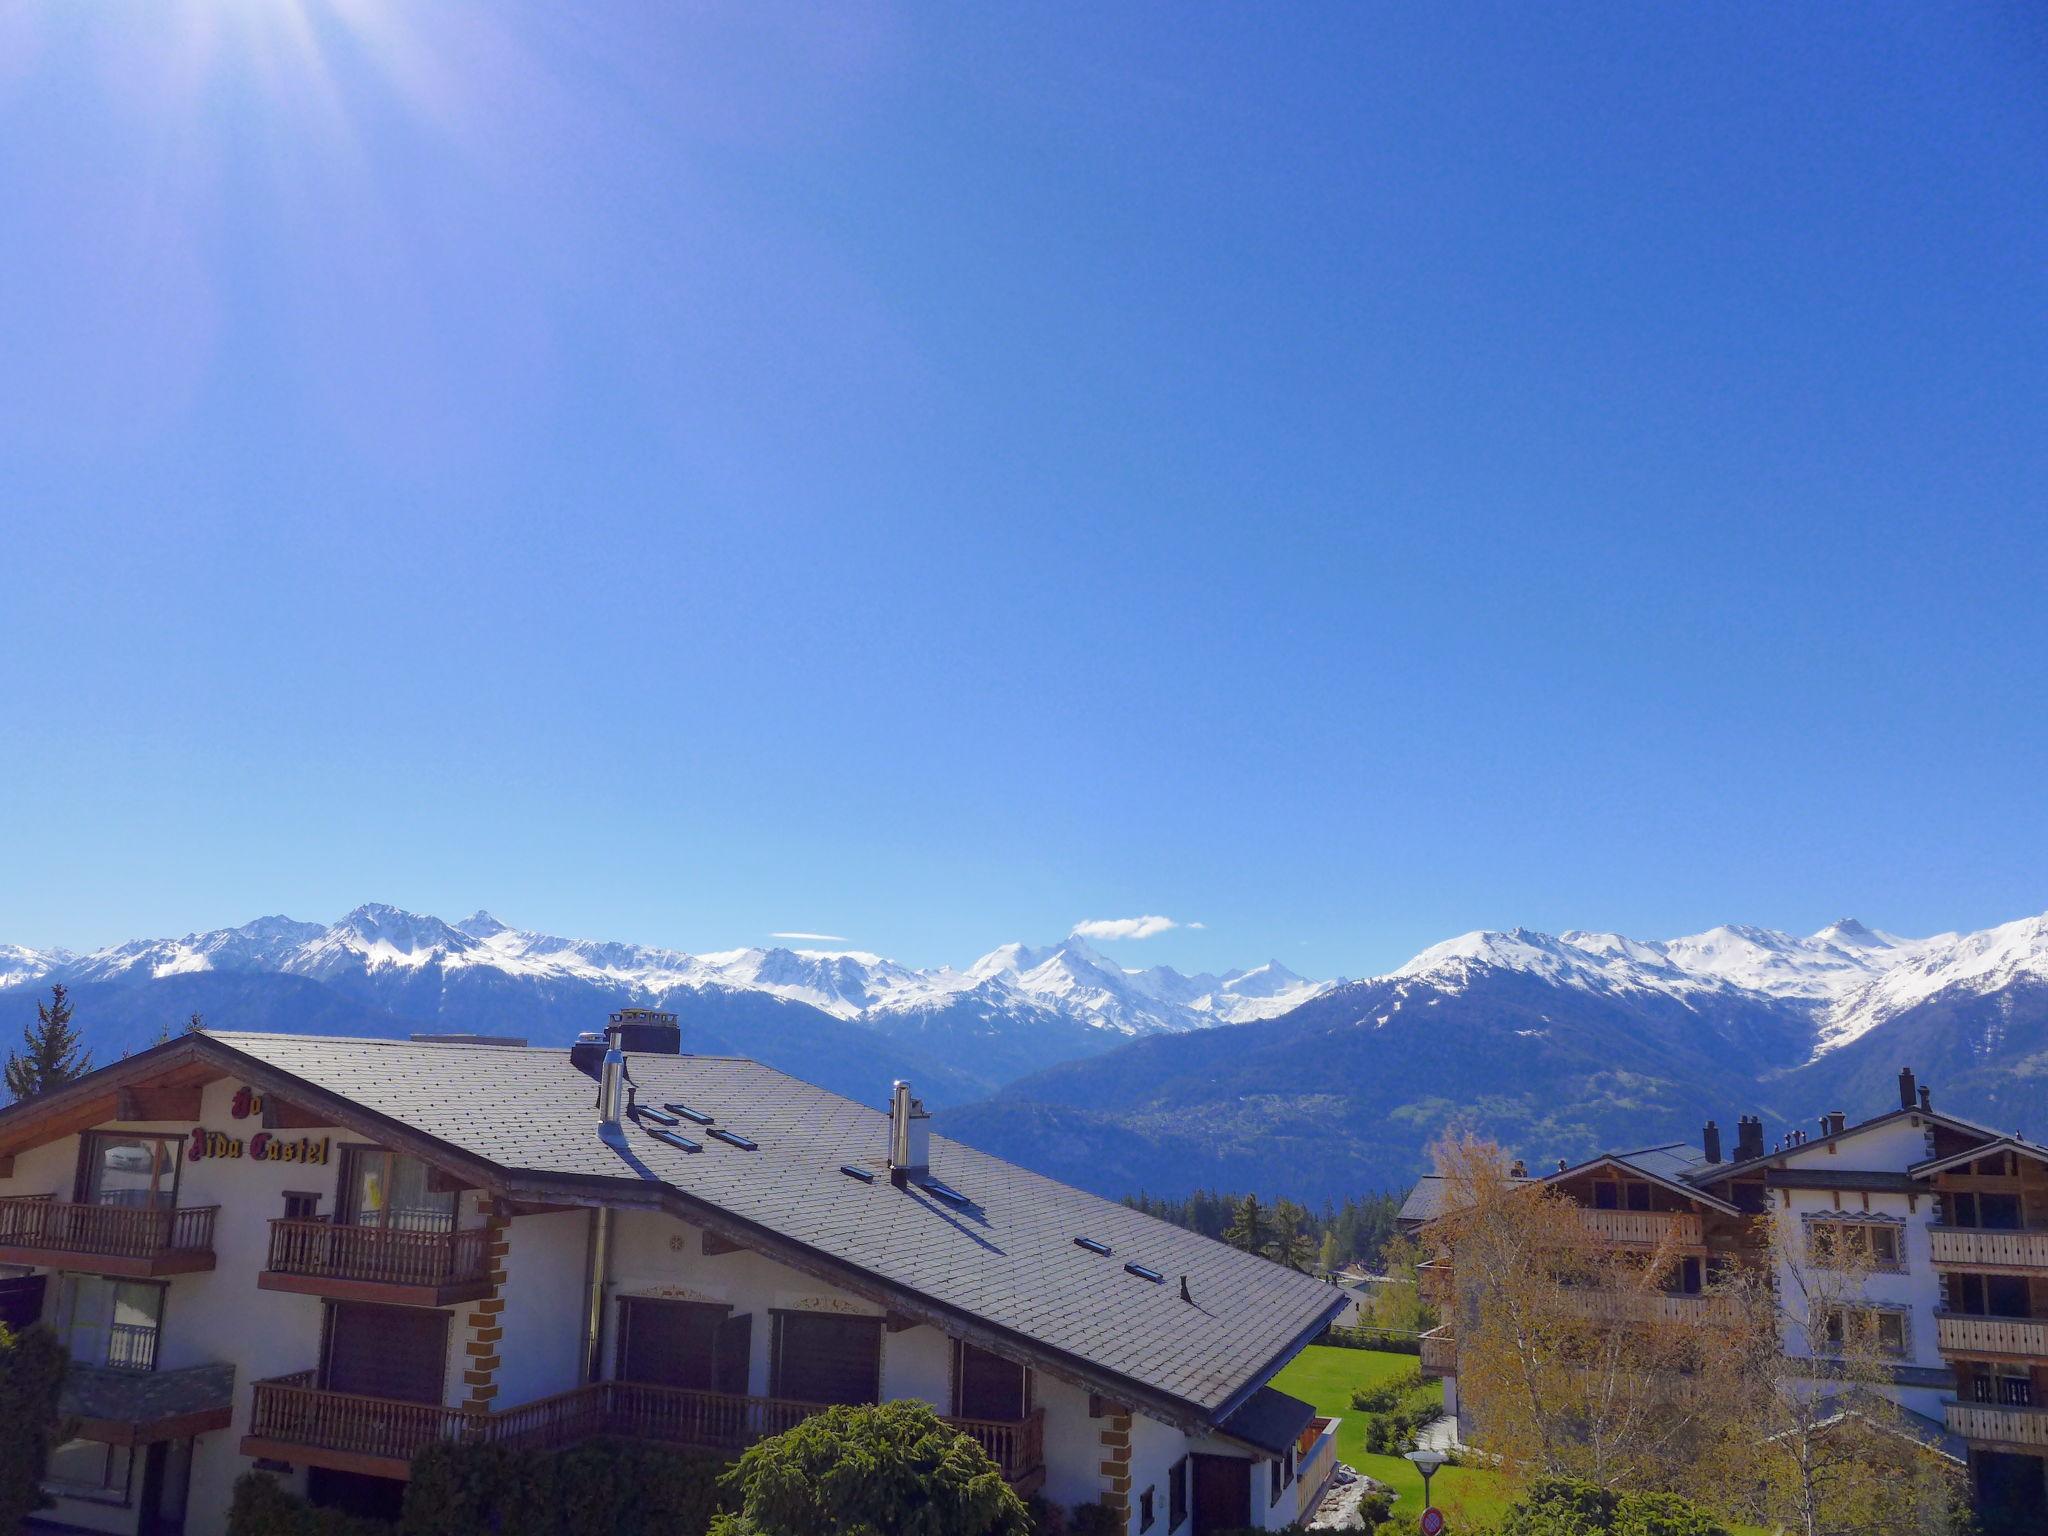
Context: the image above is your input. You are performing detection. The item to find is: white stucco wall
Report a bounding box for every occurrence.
[1035,1370,1105,1512]
[494,1207,593,1406]
[1767,1114,1950,1422]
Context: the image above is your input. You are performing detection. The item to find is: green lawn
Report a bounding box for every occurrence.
[1271,1344,1515,1530]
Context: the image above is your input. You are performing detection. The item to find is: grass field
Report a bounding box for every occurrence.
[1271,1344,1515,1529]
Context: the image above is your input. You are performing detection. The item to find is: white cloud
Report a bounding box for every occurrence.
[771,931,848,943]
[1071,915,1183,942]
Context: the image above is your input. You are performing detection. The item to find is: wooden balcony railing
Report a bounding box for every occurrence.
[1417,1260,1453,1303]
[1579,1210,1702,1247]
[264,1218,492,1295]
[1935,1313,2048,1361]
[1553,1289,1739,1327]
[1929,1227,2048,1272]
[1945,1400,2048,1451]
[1295,1416,1339,1504]
[0,1196,217,1275]
[1419,1326,1457,1376]
[245,1373,1048,1484]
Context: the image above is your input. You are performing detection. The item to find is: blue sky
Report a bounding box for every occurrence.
[2,2,2043,976]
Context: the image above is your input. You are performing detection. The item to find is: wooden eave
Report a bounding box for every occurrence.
[255,1271,495,1308]
[77,1403,235,1446]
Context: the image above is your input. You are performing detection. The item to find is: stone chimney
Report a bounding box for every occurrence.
[1898,1066,1917,1111]
[1735,1115,1765,1161]
[1920,1085,1933,1112]
[1702,1121,1722,1164]
[1825,1110,1847,1136]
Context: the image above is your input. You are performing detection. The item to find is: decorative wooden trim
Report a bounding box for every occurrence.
[115,1085,204,1123]
[703,1230,745,1257]
[74,1404,234,1446]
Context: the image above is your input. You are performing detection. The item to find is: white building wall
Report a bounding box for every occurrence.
[494,1207,595,1406]
[1768,1115,1951,1422]
[1035,1370,1104,1512]
[1123,1411,1188,1535]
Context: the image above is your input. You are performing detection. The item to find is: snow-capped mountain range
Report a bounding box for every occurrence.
[0,903,1331,1038]
[1389,911,2048,1060]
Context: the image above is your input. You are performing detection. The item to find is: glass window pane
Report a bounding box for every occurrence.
[86,1136,177,1209]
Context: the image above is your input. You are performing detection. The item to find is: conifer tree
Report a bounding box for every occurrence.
[5,984,91,1103]
[1223,1193,1268,1254]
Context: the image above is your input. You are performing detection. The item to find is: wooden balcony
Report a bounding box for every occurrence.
[1419,1326,1456,1377]
[1554,1289,1738,1327]
[0,1195,217,1277]
[1929,1227,2048,1274]
[1945,1401,2048,1454]
[257,1218,494,1306]
[242,1373,1048,1488]
[1935,1313,2048,1361]
[1295,1415,1340,1509]
[1579,1210,1702,1248]
[1417,1260,1453,1304]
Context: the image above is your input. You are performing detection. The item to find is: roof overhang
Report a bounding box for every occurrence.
[1546,1155,1741,1217]
[1909,1134,2048,1180]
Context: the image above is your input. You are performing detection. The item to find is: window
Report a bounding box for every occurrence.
[1592,1182,1619,1210]
[340,1148,455,1233]
[1270,1456,1282,1504]
[79,1133,180,1209]
[57,1276,163,1371]
[1815,1304,1907,1358]
[769,1311,882,1406]
[44,1439,133,1505]
[1947,1191,2023,1231]
[1806,1218,1906,1272]
[1951,1272,2031,1319]
[1169,1456,1188,1531]
[954,1341,1029,1421]
[283,1191,321,1221]
[1624,1182,1652,1212]
[1138,1485,1155,1531]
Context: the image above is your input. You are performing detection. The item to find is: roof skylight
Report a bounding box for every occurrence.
[1124,1262,1164,1283]
[922,1178,972,1206]
[708,1128,758,1151]
[1073,1236,1112,1256]
[634,1105,680,1127]
[648,1128,702,1154]
[664,1103,715,1125]
[840,1164,876,1183]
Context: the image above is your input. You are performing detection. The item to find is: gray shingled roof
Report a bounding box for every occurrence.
[63,1362,235,1435]
[200,1033,1344,1427]
[1216,1385,1316,1455]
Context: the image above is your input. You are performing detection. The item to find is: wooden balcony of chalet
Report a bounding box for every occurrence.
[0,1194,218,1278]
[1552,1288,1738,1327]
[242,1373,1048,1491]
[1934,1313,2048,1362]
[1944,1400,2048,1454]
[1419,1325,1456,1377]
[1578,1209,1702,1248]
[1416,1259,1453,1305]
[257,1218,494,1307]
[1928,1226,2048,1274]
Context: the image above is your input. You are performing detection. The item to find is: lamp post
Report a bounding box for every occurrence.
[1405,1447,1446,1527]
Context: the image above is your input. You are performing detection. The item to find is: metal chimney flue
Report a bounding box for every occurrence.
[888,1080,930,1186]
[598,1040,627,1145]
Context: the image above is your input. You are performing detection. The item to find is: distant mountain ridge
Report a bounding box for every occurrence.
[0,904,1337,1098]
[941,908,2048,1202]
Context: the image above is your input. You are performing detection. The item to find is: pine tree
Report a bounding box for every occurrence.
[1222,1193,1268,1255]
[5,985,91,1103]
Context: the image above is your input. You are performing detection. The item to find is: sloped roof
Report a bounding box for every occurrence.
[1909,1132,2048,1180]
[41,1032,1343,1430]
[1216,1385,1316,1455]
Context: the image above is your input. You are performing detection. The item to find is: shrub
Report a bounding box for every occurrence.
[1321,1325,1422,1355]
[226,1472,398,1536]
[714,1398,1030,1536]
[401,1439,726,1536]
[1349,1366,1424,1414]
[0,1322,66,1533]
[1063,1501,1125,1536]
[1356,1489,1395,1528]
[1611,1492,1730,1536]
[1360,1400,1441,1455]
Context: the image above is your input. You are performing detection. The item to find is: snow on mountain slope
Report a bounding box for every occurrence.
[1388,917,1966,1012]
[1815,912,2048,1054]
[11,907,1335,1041]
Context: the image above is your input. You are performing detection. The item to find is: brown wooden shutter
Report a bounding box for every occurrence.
[771,1312,882,1405]
[322,1303,449,1404]
[616,1299,726,1389]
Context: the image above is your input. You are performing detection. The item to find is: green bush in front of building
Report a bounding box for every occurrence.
[0,1321,66,1533]
[226,1472,400,1536]
[707,1398,1030,1536]
[402,1437,728,1536]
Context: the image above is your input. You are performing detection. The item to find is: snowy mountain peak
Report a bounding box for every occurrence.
[454,910,511,939]
[1816,912,2048,1055]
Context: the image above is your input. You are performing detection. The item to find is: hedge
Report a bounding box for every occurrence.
[1319,1324,1422,1355]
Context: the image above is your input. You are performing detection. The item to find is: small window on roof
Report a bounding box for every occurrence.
[665,1103,715,1125]
[840,1164,875,1184]
[709,1128,757,1151]
[922,1178,971,1207]
[1125,1262,1163,1283]
[649,1129,702,1154]
[1073,1237,1112,1256]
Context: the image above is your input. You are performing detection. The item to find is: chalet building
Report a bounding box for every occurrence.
[1400,1069,2048,1530]
[0,1015,1346,1536]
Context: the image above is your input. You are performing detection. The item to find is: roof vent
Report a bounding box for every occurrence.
[597,1039,627,1147]
[888,1080,930,1187]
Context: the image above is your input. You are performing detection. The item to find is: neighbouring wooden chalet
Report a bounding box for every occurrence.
[0,1014,1346,1536]
[1400,1068,2048,1530]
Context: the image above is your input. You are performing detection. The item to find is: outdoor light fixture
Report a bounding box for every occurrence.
[1405,1448,1447,1532]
